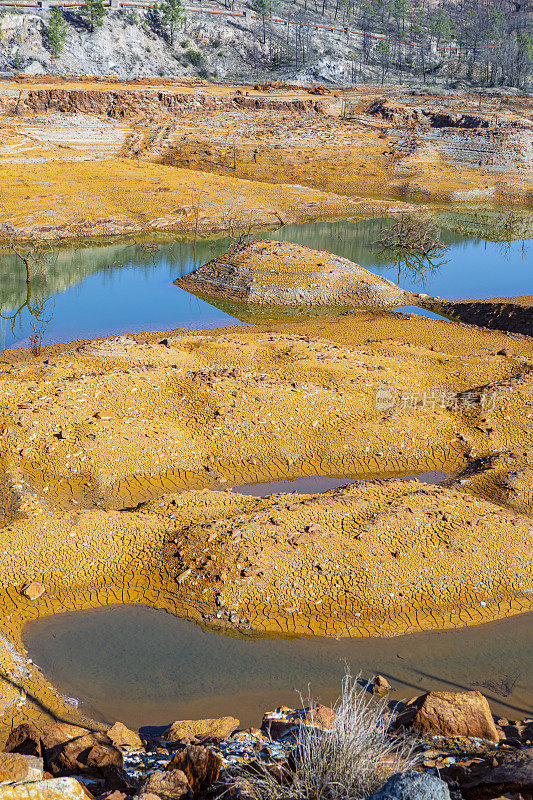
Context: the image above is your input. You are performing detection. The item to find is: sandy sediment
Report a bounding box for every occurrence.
[0,309,532,740]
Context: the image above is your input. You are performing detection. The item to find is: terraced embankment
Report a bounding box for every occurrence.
[1,78,532,243]
[0,308,532,741]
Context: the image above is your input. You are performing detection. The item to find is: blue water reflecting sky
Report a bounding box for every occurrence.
[0,220,530,352]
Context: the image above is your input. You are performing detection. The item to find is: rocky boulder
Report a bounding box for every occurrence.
[106,723,143,750]
[262,704,335,740]
[366,771,451,800]
[302,704,336,729]
[20,582,45,600]
[0,777,95,800]
[0,753,43,783]
[455,747,533,799]
[396,691,499,742]
[99,765,139,795]
[162,718,238,742]
[40,723,93,750]
[138,770,192,800]
[167,746,222,796]
[46,732,123,778]
[4,724,44,759]
[372,675,392,696]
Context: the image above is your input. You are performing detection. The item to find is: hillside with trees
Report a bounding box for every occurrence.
[0,0,531,87]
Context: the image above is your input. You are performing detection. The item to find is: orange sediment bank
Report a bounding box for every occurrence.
[419,296,533,338]
[0,79,532,244]
[0,308,532,739]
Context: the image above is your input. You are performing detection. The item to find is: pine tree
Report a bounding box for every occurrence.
[251,0,279,45]
[159,0,182,45]
[376,40,392,85]
[46,7,67,57]
[516,30,533,87]
[81,0,106,33]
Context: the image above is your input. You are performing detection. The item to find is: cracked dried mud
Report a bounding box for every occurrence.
[0,308,532,741]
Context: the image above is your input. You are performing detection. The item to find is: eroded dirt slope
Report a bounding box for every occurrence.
[1,79,532,243]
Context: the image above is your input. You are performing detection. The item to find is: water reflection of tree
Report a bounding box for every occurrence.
[373,216,450,290]
[497,211,528,261]
[388,250,449,290]
[0,240,56,346]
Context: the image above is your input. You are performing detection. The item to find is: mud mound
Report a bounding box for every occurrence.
[176,240,409,307]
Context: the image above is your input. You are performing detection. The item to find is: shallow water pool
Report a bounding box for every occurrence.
[23,604,533,729]
[231,471,450,497]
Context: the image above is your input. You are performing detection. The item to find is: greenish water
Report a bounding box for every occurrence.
[0,217,530,352]
[23,604,533,730]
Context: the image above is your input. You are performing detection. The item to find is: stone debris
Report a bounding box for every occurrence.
[20,583,45,601]
[0,753,43,784]
[137,769,191,800]
[106,724,143,751]
[396,690,500,743]
[166,747,222,795]
[372,675,392,696]
[0,777,96,800]
[46,732,123,779]
[366,770,451,800]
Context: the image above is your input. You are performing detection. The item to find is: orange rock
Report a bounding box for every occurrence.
[0,752,43,783]
[303,704,336,729]
[21,581,45,600]
[163,718,239,741]
[4,723,43,758]
[372,675,392,696]
[106,722,143,750]
[167,746,222,796]
[400,690,499,742]
[139,770,191,800]
[40,723,92,750]
[0,778,95,800]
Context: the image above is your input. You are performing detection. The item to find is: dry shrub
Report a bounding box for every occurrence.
[247,671,418,800]
[29,323,44,357]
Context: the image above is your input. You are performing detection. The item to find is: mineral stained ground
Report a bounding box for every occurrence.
[0,308,532,742]
[0,75,532,745]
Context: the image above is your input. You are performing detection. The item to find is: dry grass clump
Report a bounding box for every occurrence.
[248,671,419,800]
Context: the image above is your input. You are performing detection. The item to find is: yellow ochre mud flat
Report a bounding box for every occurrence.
[0,308,532,740]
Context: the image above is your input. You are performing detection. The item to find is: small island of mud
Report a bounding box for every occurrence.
[176,239,410,308]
